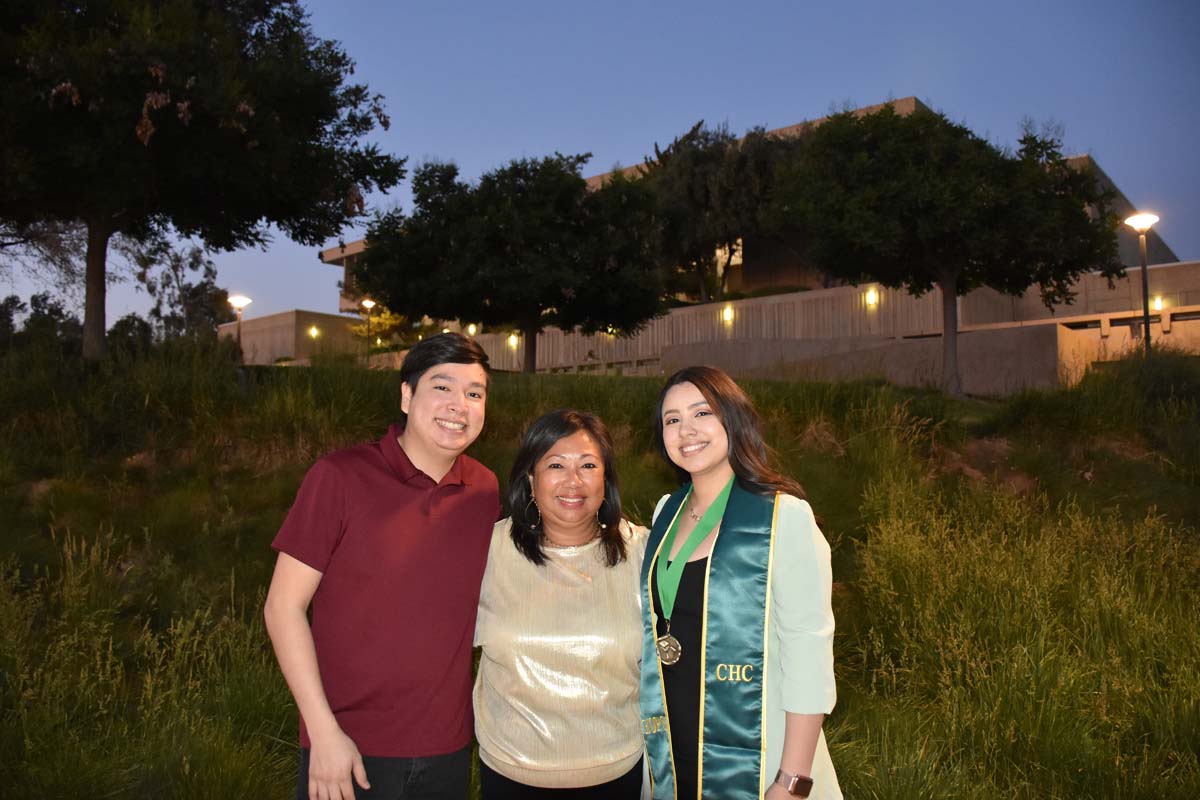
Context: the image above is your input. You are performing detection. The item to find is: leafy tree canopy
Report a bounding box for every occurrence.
[768,105,1120,394]
[0,0,406,358]
[642,122,790,301]
[358,155,667,372]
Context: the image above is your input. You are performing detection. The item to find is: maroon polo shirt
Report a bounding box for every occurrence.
[272,423,499,757]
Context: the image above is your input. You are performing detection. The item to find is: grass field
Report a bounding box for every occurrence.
[1,339,1197,798]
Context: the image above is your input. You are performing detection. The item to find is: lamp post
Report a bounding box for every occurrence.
[227,294,252,350]
[1124,213,1159,355]
[361,298,376,344]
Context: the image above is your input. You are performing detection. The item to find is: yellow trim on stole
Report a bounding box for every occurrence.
[648,493,688,799]
[695,503,728,800]
[758,493,782,798]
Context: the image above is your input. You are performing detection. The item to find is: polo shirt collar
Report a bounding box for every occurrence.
[382,423,469,487]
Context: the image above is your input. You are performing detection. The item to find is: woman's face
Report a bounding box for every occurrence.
[530,429,606,537]
[661,381,731,479]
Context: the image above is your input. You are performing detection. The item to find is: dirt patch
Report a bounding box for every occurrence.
[26,479,57,504]
[936,437,1038,495]
[1089,435,1159,463]
[796,418,846,457]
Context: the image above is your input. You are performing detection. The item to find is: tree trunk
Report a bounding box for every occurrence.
[696,263,710,304]
[718,245,735,299]
[82,218,112,361]
[521,324,537,374]
[938,275,963,396]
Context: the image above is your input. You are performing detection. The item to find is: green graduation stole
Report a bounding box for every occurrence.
[640,481,779,800]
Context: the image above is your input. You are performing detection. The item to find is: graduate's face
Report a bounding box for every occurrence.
[660,381,731,479]
[530,429,606,537]
[400,362,488,458]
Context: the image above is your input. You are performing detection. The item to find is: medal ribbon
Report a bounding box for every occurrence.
[655,475,735,621]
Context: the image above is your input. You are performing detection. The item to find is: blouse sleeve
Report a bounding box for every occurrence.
[771,494,837,714]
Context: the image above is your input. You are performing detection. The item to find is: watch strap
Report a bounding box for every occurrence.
[774,769,814,797]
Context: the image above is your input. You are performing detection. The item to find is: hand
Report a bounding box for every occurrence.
[307,725,370,800]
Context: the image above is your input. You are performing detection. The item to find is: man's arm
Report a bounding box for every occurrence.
[264,552,370,800]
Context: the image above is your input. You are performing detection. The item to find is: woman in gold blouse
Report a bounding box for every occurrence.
[473,409,649,798]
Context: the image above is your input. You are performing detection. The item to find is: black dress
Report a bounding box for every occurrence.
[650,557,707,800]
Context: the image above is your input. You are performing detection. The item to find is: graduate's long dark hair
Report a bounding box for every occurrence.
[507,409,627,567]
[655,366,806,499]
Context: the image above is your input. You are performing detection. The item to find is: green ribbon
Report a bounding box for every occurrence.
[655,475,734,622]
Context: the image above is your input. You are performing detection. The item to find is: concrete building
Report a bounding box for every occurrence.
[217,309,359,365]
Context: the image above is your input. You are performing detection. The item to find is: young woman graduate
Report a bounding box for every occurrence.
[640,366,840,800]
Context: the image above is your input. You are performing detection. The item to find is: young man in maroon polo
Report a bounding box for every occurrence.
[265,333,499,800]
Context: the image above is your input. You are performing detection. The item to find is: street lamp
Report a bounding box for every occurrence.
[361,298,376,343]
[228,294,252,349]
[1124,212,1159,355]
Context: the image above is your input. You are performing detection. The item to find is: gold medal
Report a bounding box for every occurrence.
[656,633,681,664]
[656,620,682,665]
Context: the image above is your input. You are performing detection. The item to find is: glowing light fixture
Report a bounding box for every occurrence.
[1153,296,1163,311]
[442,327,450,334]
[507,333,519,350]
[308,325,320,339]
[467,323,478,336]
[1124,213,1159,233]
[360,298,376,311]
[227,295,252,357]
[722,305,734,323]
[866,287,879,307]
[1124,211,1160,354]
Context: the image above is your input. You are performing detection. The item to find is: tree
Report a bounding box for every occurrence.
[15,292,84,354]
[641,123,786,301]
[0,0,405,359]
[0,295,28,351]
[358,155,668,373]
[349,305,417,347]
[107,312,154,354]
[137,244,235,339]
[642,122,735,302]
[769,106,1120,395]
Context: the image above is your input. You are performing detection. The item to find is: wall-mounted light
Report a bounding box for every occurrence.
[308,325,320,339]
[375,337,383,346]
[722,305,734,323]
[442,327,450,334]
[866,287,879,307]
[507,333,519,350]
[1153,296,1163,311]
[467,323,478,336]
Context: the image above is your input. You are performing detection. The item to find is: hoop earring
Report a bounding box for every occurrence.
[526,496,542,529]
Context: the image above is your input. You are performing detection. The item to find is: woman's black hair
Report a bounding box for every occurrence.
[654,365,806,499]
[506,409,626,567]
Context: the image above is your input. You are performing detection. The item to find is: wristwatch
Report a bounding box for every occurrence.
[774,769,814,797]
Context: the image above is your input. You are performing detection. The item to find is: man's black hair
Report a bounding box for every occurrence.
[399,332,491,397]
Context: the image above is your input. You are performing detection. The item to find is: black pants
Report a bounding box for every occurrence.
[296,745,470,800]
[479,758,642,799]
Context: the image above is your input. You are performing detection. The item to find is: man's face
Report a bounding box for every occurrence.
[400,362,489,458]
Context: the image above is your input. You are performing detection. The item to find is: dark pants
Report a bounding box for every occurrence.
[296,745,471,800]
[479,758,642,799]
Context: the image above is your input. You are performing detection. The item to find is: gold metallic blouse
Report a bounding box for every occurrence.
[473,518,648,788]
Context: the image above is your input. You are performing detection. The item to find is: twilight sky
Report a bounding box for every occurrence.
[6,0,1198,322]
